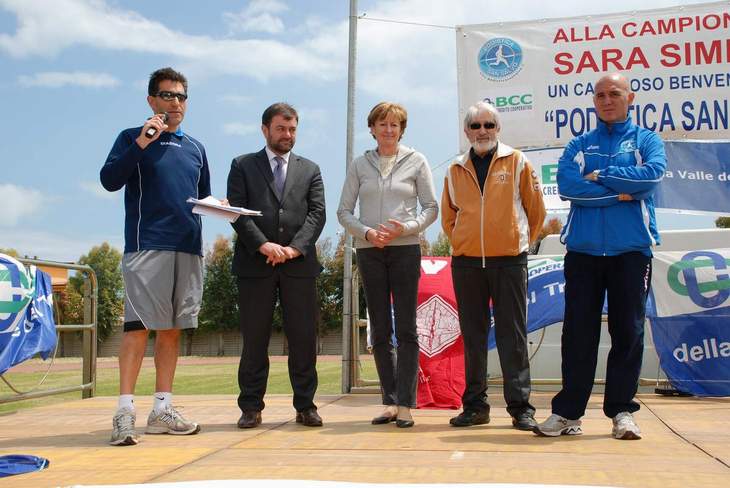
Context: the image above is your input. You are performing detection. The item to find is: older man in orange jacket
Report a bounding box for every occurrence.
[442,100,546,431]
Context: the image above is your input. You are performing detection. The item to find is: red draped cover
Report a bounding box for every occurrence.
[416,257,464,409]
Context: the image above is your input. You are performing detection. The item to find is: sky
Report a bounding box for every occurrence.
[0,0,718,262]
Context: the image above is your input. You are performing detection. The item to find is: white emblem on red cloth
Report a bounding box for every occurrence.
[416,295,460,357]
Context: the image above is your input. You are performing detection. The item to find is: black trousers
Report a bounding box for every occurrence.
[551,251,652,419]
[236,270,318,413]
[357,245,421,407]
[451,263,534,417]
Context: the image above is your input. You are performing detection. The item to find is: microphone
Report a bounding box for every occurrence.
[144,112,169,139]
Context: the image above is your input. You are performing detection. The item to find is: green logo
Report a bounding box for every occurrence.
[1,255,37,335]
[666,251,730,308]
[0,265,33,315]
[541,164,558,185]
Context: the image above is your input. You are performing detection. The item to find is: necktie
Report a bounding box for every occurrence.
[273,156,285,197]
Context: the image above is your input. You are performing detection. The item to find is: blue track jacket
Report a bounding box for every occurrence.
[100,127,211,256]
[557,117,666,256]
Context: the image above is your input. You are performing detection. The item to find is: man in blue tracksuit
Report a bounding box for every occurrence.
[534,73,666,440]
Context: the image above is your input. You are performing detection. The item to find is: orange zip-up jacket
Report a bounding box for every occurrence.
[441,143,546,260]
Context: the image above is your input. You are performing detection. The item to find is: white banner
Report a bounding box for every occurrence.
[523,146,569,212]
[651,249,730,318]
[456,2,730,150]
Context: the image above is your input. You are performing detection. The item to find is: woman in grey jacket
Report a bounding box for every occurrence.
[337,102,438,428]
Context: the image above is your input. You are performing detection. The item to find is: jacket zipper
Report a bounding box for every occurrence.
[461,158,489,268]
[602,125,614,256]
[369,150,403,243]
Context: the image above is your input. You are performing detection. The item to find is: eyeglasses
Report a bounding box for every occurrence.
[156,91,188,102]
[469,121,496,130]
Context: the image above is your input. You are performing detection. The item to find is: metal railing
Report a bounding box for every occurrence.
[0,258,97,404]
[343,256,667,393]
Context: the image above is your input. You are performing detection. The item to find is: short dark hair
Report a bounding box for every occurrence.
[262,102,298,127]
[148,67,188,96]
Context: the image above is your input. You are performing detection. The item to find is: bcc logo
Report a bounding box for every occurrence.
[483,94,532,108]
[667,251,730,308]
[478,38,523,81]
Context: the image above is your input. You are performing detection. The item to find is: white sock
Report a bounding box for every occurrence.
[153,392,172,412]
[118,394,135,412]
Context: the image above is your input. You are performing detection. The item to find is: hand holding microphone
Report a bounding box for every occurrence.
[145,112,169,138]
[136,112,168,149]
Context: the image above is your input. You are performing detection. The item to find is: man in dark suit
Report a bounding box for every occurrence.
[227,102,326,428]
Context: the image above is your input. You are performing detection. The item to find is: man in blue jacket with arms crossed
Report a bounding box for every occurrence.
[534,72,666,440]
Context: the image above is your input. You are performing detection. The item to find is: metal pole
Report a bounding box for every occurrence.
[341,0,358,394]
[82,272,97,398]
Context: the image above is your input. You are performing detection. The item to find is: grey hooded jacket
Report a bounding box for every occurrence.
[337,145,438,249]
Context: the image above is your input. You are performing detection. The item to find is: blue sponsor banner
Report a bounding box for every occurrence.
[488,257,568,349]
[483,251,729,397]
[650,309,730,397]
[650,140,730,214]
[0,254,57,375]
[529,140,730,214]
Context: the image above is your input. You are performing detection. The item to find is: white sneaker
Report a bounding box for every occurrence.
[533,413,582,437]
[110,407,139,446]
[146,405,200,435]
[612,412,642,440]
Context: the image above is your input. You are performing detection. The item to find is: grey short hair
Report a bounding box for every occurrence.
[463,101,501,130]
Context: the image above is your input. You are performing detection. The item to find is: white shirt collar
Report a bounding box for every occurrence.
[265,146,291,168]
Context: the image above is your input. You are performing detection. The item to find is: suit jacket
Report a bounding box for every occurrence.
[227,148,326,278]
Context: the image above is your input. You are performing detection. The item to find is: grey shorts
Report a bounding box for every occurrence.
[122,250,203,331]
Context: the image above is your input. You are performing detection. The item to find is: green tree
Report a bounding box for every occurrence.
[0,248,19,257]
[418,233,431,255]
[68,242,124,342]
[317,236,344,336]
[199,235,238,332]
[716,216,730,228]
[430,231,451,256]
[57,283,84,326]
[198,235,239,355]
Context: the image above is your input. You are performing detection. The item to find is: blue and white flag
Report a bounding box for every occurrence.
[649,249,730,397]
[0,254,57,375]
[488,256,567,349]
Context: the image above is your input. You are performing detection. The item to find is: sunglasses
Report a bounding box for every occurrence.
[469,121,496,130]
[156,91,188,102]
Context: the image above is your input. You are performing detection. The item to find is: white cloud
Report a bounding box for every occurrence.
[219,94,254,106]
[223,0,289,34]
[0,0,340,83]
[298,107,329,126]
[79,181,117,200]
[222,122,259,136]
[0,0,705,104]
[17,71,120,88]
[351,0,707,105]
[247,0,288,15]
[224,14,284,35]
[0,184,45,226]
[0,227,122,262]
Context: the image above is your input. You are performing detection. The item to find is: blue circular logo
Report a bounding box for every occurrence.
[478,38,523,81]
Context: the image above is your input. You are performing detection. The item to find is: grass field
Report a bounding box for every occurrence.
[0,356,378,415]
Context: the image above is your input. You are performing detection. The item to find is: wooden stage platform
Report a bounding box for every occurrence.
[1,392,728,487]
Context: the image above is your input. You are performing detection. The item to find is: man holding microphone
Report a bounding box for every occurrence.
[100,67,210,446]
